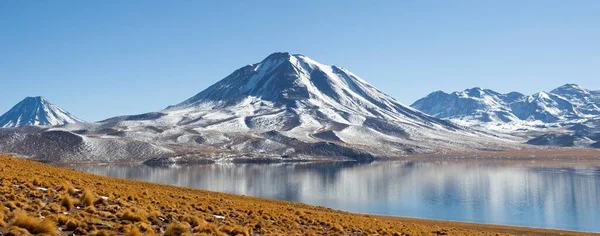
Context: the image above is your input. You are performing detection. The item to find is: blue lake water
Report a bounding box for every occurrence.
[70,160,600,232]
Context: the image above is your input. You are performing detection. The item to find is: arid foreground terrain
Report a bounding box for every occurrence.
[0,156,594,236]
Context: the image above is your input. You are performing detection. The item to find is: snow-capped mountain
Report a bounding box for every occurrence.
[2,52,517,163]
[411,84,600,127]
[410,88,523,123]
[168,52,453,129]
[509,91,580,123]
[411,84,600,149]
[0,96,83,128]
[550,84,600,116]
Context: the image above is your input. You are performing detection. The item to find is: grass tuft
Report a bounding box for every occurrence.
[192,221,217,234]
[65,219,79,231]
[124,226,144,236]
[81,188,96,207]
[9,210,58,235]
[120,209,146,222]
[61,195,74,211]
[0,210,5,227]
[164,222,191,236]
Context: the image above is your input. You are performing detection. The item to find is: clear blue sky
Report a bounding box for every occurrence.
[1,1,599,122]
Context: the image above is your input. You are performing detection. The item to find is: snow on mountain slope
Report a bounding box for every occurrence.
[168,52,452,129]
[40,52,518,163]
[550,84,600,116]
[0,96,83,128]
[411,88,523,123]
[0,53,522,163]
[411,84,600,131]
[411,84,600,148]
[509,91,579,122]
[0,128,173,162]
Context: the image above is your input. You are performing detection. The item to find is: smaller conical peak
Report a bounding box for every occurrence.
[0,96,83,127]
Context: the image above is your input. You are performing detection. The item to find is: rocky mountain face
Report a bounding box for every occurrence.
[168,52,458,132]
[411,84,600,148]
[0,96,83,128]
[411,84,599,125]
[0,53,518,163]
[410,88,523,123]
[550,84,600,116]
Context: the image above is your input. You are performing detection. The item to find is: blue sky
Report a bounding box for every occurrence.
[1,1,599,122]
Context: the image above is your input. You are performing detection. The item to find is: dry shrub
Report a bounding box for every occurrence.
[4,201,17,210]
[147,210,163,224]
[47,203,61,214]
[56,214,69,225]
[192,221,217,234]
[9,210,58,235]
[120,209,145,222]
[33,198,44,207]
[0,210,5,227]
[81,188,96,207]
[124,226,143,236]
[85,206,97,214]
[219,225,250,236]
[59,181,76,195]
[65,219,80,231]
[98,211,112,218]
[135,221,154,233]
[331,223,344,232]
[9,226,31,235]
[89,229,118,236]
[184,215,203,228]
[61,195,74,210]
[94,197,108,206]
[164,222,191,236]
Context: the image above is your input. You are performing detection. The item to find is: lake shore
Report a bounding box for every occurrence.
[0,155,595,235]
[7,146,600,167]
[394,147,600,165]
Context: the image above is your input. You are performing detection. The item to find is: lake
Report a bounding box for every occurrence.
[69,160,600,232]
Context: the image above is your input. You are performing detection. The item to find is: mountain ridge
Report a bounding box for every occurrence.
[411,84,600,126]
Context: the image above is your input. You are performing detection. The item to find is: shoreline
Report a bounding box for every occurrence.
[1,155,597,235]
[46,147,600,167]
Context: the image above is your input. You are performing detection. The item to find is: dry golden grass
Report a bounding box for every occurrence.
[81,188,96,207]
[60,195,74,211]
[164,222,191,236]
[9,210,58,235]
[0,155,592,236]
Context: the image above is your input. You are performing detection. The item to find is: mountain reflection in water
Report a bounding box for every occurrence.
[71,161,600,232]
